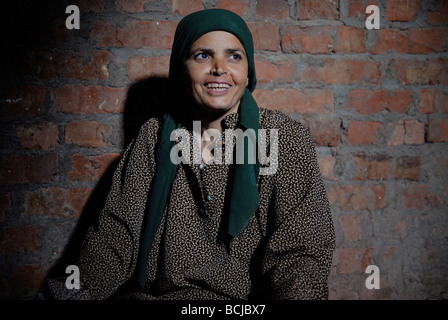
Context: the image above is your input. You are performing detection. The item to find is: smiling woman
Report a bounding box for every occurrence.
[185,31,249,118]
[39,8,335,300]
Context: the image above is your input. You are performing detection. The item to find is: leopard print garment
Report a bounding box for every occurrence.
[41,107,335,300]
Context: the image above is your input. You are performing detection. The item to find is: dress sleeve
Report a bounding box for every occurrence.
[263,119,335,300]
[40,119,159,300]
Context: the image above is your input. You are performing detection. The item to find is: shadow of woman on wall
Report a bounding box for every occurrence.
[39,77,170,298]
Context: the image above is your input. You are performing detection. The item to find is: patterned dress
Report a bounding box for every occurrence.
[42,107,335,300]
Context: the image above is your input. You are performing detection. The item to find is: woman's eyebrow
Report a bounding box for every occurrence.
[189,47,246,56]
[189,48,214,56]
[226,48,246,56]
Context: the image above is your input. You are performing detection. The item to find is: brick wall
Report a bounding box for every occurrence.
[0,0,447,299]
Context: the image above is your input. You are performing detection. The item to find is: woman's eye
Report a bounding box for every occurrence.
[194,53,208,60]
[230,53,242,60]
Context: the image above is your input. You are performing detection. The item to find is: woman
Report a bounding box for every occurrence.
[42,9,335,300]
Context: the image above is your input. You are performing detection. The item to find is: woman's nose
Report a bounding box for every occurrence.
[210,57,227,76]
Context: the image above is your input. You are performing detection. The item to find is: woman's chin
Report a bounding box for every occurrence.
[198,103,237,115]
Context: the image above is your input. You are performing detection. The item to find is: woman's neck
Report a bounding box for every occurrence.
[194,104,239,133]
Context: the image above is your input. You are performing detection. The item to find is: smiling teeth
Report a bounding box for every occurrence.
[206,83,230,90]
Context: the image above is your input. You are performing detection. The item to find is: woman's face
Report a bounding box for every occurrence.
[185,31,249,116]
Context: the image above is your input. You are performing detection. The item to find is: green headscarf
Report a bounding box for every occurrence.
[168,8,257,92]
[135,9,260,288]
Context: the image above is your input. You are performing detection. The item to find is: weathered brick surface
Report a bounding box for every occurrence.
[386,0,420,22]
[127,56,171,81]
[16,123,60,150]
[65,120,112,148]
[255,0,290,20]
[25,187,93,218]
[66,153,120,182]
[0,0,447,300]
[53,85,127,114]
[298,0,340,20]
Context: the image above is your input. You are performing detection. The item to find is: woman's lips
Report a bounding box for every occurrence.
[204,82,231,95]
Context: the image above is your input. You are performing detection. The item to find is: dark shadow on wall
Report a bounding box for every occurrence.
[41,77,171,295]
[0,0,179,299]
[122,77,170,146]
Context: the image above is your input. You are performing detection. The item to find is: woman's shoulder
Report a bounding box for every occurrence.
[136,116,163,139]
[259,107,311,139]
[141,116,163,131]
[126,116,163,152]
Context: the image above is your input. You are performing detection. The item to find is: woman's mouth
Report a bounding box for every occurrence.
[204,82,231,94]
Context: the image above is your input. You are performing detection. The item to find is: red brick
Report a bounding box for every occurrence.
[0,226,41,255]
[347,90,412,114]
[115,0,155,12]
[302,59,382,85]
[304,116,341,147]
[408,27,448,54]
[388,120,425,146]
[248,22,279,51]
[327,184,386,211]
[392,156,421,181]
[35,50,111,80]
[371,29,407,54]
[298,0,340,20]
[253,88,334,114]
[346,121,382,145]
[25,187,93,217]
[336,26,366,53]
[318,154,338,181]
[427,118,448,142]
[336,247,374,274]
[127,56,170,81]
[254,56,296,83]
[353,154,420,181]
[255,0,290,19]
[65,121,112,148]
[386,0,420,21]
[281,26,333,54]
[346,0,379,18]
[168,0,204,15]
[426,0,448,23]
[53,85,127,114]
[216,0,249,16]
[16,123,59,150]
[353,154,392,181]
[0,86,47,117]
[372,28,448,54]
[346,0,364,18]
[0,155,58,185]
[419,89,448,114]
[67,153,120,182]
[394,58,448,85]
[90,20,122,48]
[403,184,442,210]
[94,19,176,49]
[339,215,362,241]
